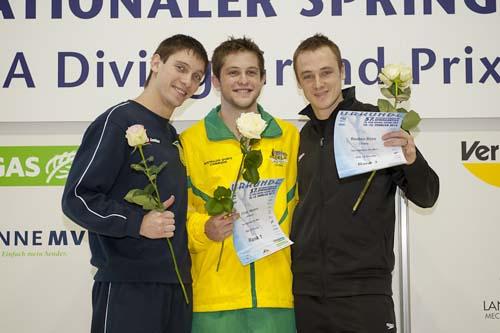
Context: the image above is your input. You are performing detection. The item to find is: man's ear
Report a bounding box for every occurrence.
[261,72,267,85]
[150,54,162,74]
[212,74,221,90]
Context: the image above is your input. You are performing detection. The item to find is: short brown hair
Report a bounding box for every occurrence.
[211,36,265,80]
[145,34,208,87]
[293,34,343,79]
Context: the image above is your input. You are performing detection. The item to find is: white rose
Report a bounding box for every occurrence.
[398,66,413,88]
[379,64,413,88]
[378,73,393,87]
[381,64,401,81]
[125,124,149,147]
[236,112,267,139]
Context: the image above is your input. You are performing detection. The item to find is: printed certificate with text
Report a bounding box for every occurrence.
[334,110,407,178]
[232,178,293,265]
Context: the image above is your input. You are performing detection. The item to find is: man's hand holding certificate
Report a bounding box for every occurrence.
[338,63,422,212]
[334,111,407,178]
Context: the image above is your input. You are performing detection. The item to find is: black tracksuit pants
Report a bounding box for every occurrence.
[294,294,397,333]
[91,282,192,333]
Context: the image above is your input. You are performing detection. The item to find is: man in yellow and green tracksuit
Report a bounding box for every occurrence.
[180,37,299,332]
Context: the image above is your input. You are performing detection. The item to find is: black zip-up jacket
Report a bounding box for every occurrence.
[291,87,439,297]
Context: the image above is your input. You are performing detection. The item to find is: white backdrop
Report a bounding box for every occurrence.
[0,128,93,333]
[408,122,500,333]
[1,1,499,122]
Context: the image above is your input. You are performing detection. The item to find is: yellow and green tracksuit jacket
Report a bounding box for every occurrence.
[179,105,299,312]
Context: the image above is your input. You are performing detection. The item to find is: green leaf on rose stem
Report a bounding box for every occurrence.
[124,189,143,202]
[380,87,394,99]
[149,163,166,176]
[401,110,421,131]
[243,167,260,184]
[156,161,168,173]
[146,199,163,211]
[205,197,225,216]
[396,108,408,114]
[144,198,163,211]
[148,162,166,176]
[146,156,154,163]
[148,165,159,175]
[128,188,148,199]
[125,191,159,210]
[245,150,263,169]
[249,138,260,146]
[390,83,399,96]
[240,141,250,155]
[220,197,234,213]
[144,183,155,194]
[214,186,232,200]
[377,99,395,113]
[240,136,249,143]
[396,93,410,102]
[130,163,145,172]
[149,174,157,182]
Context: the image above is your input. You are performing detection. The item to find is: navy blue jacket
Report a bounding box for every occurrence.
[62,100,190,283]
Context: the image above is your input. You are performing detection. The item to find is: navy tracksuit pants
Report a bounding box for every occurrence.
[91,282,192,333]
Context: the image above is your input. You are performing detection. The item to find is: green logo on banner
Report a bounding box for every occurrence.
[0,146,78,186]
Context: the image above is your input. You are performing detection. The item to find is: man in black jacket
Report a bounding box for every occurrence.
[290,34,439,333]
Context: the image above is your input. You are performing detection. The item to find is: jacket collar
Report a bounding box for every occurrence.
[204,104,282,141]
[299,86,357,123]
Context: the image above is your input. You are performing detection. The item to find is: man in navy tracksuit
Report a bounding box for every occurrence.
[290,34,439,332]
[62,35,208,333]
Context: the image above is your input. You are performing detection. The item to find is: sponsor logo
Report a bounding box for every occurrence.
[0,146,78,186]
[0,230,86,246]
[0,229,87,259]
[483,300,500,319]
[270,149,288,165]
[461,141,499,187]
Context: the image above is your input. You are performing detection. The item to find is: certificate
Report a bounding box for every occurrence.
[334,110,407,178]
[232,178,293,265]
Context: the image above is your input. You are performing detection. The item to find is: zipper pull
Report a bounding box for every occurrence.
[320,137,324,147]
